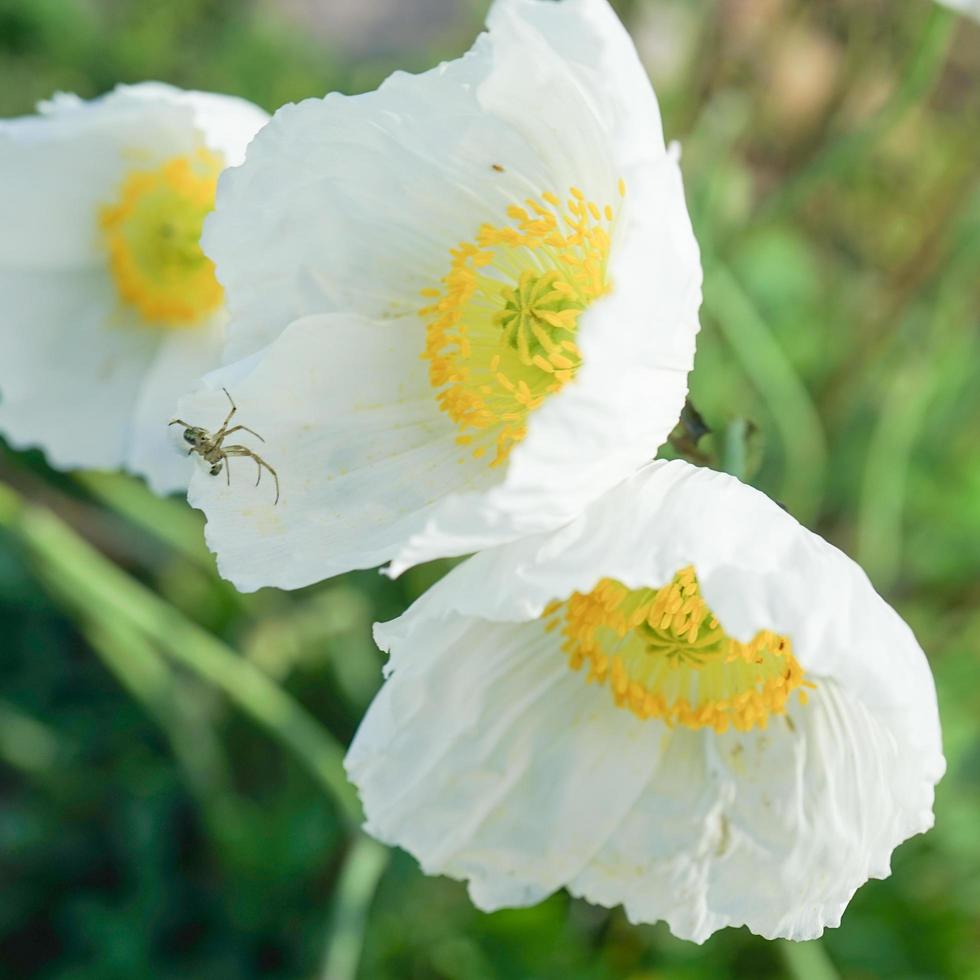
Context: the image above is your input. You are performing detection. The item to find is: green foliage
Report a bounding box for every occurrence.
[1,0,978,977]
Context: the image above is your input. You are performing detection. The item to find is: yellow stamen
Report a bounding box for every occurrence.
[420,185,619,467]
[100,148,224,326]
[550,567,813,733]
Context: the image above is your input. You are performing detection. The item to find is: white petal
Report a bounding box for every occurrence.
[0,271,157,469]
[179,314,496,591]
[348,616,675,910]
[351,460,943,941]
[144,85,269,165]
[1,86,200,270]
[38,82,267,165]
[205,0,675,361]
[204,41,539,361]
[127,317,226,494]
[571,679,936,942]
[388,150,700,574]
[483,0,665,164]
[0,83,265,270]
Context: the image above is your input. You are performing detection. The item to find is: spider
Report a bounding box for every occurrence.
[169,388,280,504]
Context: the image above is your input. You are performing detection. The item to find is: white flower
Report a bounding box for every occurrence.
[177,0,702,591]
[346,460,945,943]
[0,83,268,493]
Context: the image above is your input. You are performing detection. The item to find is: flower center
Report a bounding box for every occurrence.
[549,567,813,733]
[420,184,622,467]
[100,148,224,326]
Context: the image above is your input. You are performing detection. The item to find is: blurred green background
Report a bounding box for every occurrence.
[1,0,978,977]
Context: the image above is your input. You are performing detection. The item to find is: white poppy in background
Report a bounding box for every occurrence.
[0,83,267,493]
[178,0,702,591]
[346,460,945,943]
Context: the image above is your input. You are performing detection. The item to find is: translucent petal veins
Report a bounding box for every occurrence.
[100,148,224,327]
[551,567,814,733]
[420,185,620,466]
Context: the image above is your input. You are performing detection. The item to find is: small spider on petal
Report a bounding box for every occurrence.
[170,388,279,504]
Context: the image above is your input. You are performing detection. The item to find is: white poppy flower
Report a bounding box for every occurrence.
[346,460,945,943]
[177,0,702,590]
[0,83,268,493]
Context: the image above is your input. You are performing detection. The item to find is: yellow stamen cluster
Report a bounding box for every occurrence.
[549,567,813,733]
[100,148,224,326]
[420,184,623,466]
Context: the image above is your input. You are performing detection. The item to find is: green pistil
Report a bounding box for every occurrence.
[494,269,583,365]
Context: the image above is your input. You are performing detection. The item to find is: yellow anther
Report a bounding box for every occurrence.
[551,567,811,733]
[420,184,620,466]
[100,148,223,326]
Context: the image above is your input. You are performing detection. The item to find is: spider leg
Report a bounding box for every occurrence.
[265,461,280,506]
[221,424,266,443]
[225,446,280,505]
[169,419,192,428]
[225,456,231,486]
[266,462,280,506]
[216,388,237,433]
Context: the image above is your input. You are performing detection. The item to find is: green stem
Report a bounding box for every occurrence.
[0,480,362,829]
[703,263,827,522]
[720,417,751,483]
[778,939,841,980]
[322,834,389,980]
[856,363,934,589]
[855,228,978,587]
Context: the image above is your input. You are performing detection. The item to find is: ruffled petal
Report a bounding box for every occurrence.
[571,678,935,942]
[482,0,664,166]
[348,615,676,911]
[147,85,268,165]
[35,82,267,164]
[0,84,231,270]
[0,271,157,469]
[204,0,679,361]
